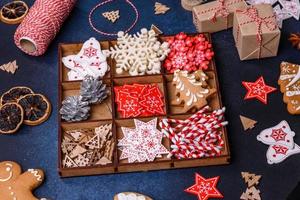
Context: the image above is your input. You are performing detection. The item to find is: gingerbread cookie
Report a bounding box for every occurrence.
[0,161,45,200]
[278,62,300,114]
[171,70,216,113]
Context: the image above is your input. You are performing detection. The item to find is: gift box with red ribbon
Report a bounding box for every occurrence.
[233,4,281,60]
[192,0,247,33]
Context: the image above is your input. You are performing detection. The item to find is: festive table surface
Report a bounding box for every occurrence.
[0,0,300,199]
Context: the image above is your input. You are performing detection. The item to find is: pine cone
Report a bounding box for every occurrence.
[80,75,108,104]
[60,96,90,122]
[289,33,300,49]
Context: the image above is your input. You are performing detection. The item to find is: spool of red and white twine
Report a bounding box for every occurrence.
[14,0,77,56]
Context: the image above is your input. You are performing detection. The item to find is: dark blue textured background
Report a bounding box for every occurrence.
[0,0,300,199]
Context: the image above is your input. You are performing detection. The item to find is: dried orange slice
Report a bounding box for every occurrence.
[18,94,51,126]
[0,86,33,106]
[0,1,28,24]
[0,103,23,134]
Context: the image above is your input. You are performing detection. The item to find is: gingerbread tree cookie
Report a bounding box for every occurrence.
[278,62,300,114]
[171,70,216,113]
[0,161,45,200]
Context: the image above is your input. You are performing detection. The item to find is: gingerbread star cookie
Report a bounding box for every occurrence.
[0,161,45,200]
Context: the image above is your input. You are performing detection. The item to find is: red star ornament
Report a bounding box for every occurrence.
[242,76,277,104]
[185,173,223,200]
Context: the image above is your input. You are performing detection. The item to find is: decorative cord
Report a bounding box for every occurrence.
[88,0,139,36]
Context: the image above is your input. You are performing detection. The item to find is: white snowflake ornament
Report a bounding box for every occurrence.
[104,28,170,76]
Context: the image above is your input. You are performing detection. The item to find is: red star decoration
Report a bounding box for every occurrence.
[242,76,277,104]
[271,128,287,142]
[273,145,289,155]
[185,173,223,200]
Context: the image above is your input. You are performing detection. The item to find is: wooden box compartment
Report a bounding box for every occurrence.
[115,117,172,173]
[58,33,230,177]
[165,72,221,115]
[112,75,167,119]
[59,41,112,82]
[59,120,116,177]
[61,80,113,121]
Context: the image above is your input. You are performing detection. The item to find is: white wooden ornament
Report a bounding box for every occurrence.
[102,10,120,23]
[104,28,170,76]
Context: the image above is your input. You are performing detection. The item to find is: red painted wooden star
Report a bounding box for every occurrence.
[242,76,277,104]
[185,173,223,200]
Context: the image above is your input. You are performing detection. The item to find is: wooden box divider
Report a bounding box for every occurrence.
[58,33,230,177]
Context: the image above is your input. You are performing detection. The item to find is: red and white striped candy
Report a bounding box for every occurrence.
[160,107,228,159]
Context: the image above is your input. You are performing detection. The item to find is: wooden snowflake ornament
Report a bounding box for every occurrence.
[102,10,120,23]
[105,28,170,76]
[172,70,216,113]
[154,2,170,14]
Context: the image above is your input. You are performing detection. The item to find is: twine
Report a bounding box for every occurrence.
[88,0,139,36]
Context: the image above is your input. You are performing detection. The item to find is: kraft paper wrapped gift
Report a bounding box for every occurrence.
[192,0,247,33]
[233,4,281,60]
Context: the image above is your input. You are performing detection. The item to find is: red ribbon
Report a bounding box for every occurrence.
[211,0,230,22]
[236,6,277,58]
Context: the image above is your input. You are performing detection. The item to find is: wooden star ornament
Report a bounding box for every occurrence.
[185,173,223,200]
[242,76,277,104]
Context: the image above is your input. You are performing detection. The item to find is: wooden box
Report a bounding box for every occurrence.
[58,33,230,177]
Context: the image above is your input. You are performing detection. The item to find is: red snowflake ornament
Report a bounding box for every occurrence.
[163,33,214,73]
[271,128,287,142]
[242,76,277,104]
[272,145,289,155]
[185,173,223,200]
[83,46,98,58]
